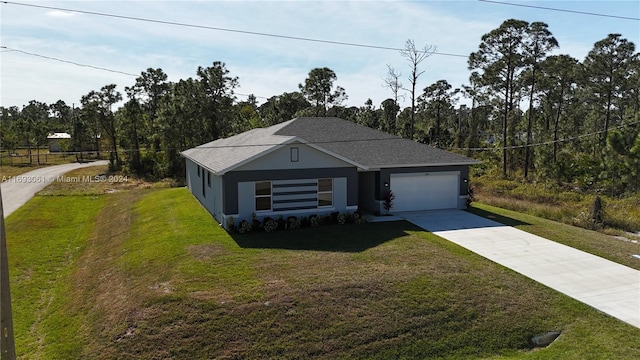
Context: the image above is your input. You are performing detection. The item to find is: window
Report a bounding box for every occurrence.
[197,165,200,177]
[207,171,211,187]
[318,178,333,207]
[290,147,299,162]
[255,181,272,211]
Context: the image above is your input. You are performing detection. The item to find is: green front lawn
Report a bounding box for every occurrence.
[5,188,639,359]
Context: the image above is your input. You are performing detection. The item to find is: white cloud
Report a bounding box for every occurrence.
[46,10,76,18]
[2,0,638,109]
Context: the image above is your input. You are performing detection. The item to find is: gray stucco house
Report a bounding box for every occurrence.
[181,117,479,229]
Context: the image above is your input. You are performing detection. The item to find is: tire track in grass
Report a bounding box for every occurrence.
[6,195,105,359]
[67,190,144,359]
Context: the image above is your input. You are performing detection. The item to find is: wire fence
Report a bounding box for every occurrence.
[0,149,103,167]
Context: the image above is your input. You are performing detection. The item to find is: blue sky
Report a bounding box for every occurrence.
[1,0,638,110]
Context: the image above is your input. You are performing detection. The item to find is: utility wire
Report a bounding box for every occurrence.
[1,46,138,77]
[1,46,267,100]
[170,119,640,151]
[448,120,640,152]
[3,119,636,155]
[2,1,467,58]
[478,0,640,21]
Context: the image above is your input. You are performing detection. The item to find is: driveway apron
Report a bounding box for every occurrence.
[402,209,640,329]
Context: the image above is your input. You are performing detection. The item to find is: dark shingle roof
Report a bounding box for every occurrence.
[276,117,478,168]
[181,117,479,174]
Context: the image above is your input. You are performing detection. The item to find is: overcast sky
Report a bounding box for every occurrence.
[1,0,639,110]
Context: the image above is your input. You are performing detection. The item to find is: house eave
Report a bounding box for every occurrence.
[362,161,481,171]
[182,156,224,176]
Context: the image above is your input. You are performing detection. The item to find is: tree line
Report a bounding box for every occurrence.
[1,19,638,195]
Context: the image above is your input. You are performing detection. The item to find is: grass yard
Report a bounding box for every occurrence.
[5,188,640,359]
[6,195,106,359]
[37,164,174,196]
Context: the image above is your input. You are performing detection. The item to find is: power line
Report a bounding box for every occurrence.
[450,120,640,152]
[2,1,468,58]
[2,119,636,154]
[171,119,640,151]
[478,0,640,21]
[1,46,267,101]
[1,46,138,77]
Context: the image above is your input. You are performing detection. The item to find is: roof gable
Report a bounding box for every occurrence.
[181,121,295,174]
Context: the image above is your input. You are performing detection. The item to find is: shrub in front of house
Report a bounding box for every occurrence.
[226,217,236,232]
[310,215,320,227]
[288,216,301,229]
[353,211,366,224]
[234,211,365,234]
[263,217,278,232]
[383,190,395,213]
[238,220,252,233]
[337,212,348,224]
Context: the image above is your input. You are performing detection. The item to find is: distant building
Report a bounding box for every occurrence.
[47,132,71,152]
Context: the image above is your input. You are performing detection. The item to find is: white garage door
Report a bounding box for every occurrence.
[390,172,459,212]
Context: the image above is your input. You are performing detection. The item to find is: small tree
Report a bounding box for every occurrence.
[383,190,395,213]
[592,196,604,225]
[299,67,347,116]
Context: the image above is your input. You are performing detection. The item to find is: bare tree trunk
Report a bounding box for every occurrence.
[524,66,536,180]
[552,86,564,164]
[399,39,435,140]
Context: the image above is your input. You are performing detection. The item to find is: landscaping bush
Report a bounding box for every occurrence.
[466,186,475,207]
[264,217,278,232]
[592,196,604,226]
[236,211,365,235]
[226,217,236,232]
[383,190,395,213]
[337,212,349,224]
[353,211,366,224]
[337,213,346,224]
[238,220,252,233]
[287,216,301,230]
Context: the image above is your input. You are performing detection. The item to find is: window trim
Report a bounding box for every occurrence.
[290,147,299,162]
[317,178,333,207]
[207,171,211,187]
[255,181,272,212]
[197,165,200,177]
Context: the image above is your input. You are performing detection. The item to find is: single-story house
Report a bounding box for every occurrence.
[181,117,479,229]
[47,132,71,152]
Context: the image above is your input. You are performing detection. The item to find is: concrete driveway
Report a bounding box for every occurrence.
[402,209,640,329]
[1,161,109,218]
